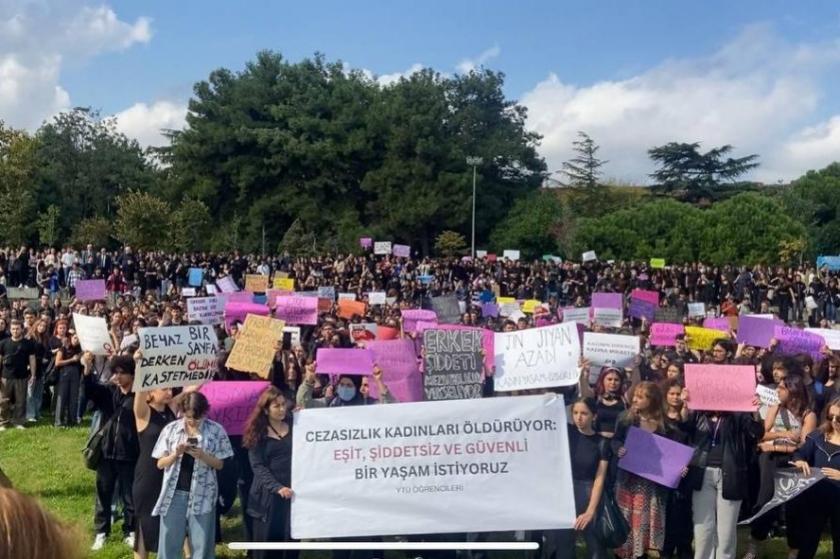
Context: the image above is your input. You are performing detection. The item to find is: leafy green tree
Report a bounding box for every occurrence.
[779,163,840,256]
[562,131,606,189]
[71,217,113,248]
[435,231,467,257]
[278,218,316,256]
[490,190,564,259]
[168,198,212,252]
[37,205,61,247]
[648,142,759,202]
[114,191,171,250]
[0,123,38,245]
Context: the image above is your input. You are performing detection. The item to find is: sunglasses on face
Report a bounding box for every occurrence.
[830,415,840,423]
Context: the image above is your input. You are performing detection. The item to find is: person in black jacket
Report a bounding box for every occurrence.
[681,390,764,559]
[242,386,296,559]
[81,352,138,551]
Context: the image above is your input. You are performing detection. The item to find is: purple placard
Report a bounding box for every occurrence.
[481,302,499,318]
[316,348,375,375]
[592,292,622,310]
[434,324,494,372]
[650,323,684,347]
[402,309,438,333]
[618,426,695,489]
[629,298,656,321]
[360,237,373,248]
[774,326,825,361]
[75,279,106,301]
[202,381,270,435]
[737,315,782,348]
[392,244,411,258]
[703,317,730,332]
[275,296,318,325]
[366,339,423,402]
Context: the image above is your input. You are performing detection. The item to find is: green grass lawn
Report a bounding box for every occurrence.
[0,422,833,558]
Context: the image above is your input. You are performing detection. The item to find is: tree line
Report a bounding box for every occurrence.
[0,50,837,263]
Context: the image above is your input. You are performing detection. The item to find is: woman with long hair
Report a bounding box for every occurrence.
[660,379,691,559]
[25,318,51,422]
[53,329,83,427]
[243,387,297,559]
[744,374,818,559]
[0,487,83,559]
[612,381,670,559]
[792,397,840,559]
[578,363,628,439]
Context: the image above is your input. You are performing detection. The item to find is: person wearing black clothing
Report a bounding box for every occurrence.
[53,330,83,427]
[243,386,297,559]
[682,390,764,559]
[0,320,37,430]
[82,353,139,551]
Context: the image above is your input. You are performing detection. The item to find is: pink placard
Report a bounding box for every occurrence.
[224,302,269,330]
[685,364,757,412]
[592,292,622,309]
[366,339,423,402]
[703,317,730,332]
[226,291,255,303]
[275,296,318,325]
[201,381,270,435]
[402,309,438,333]
[650,323,684,347]
[630,289,659,306]
[316,348,375,375]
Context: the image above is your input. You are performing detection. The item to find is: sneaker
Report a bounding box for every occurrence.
[14,425,25,430]
[26,418,37,423]
[0,426,7,432]
[123,532,135,548]
[91,533,107,551]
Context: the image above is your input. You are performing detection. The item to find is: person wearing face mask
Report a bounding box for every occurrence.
[297,362,394,408]
[243,387,297,559]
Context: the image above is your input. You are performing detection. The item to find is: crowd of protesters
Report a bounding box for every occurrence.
[0,245,839,559]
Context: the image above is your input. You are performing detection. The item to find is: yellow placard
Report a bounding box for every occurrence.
[245,274,269,292]
[273,277,295,291]
[521,299,542,314]
[497,297,516,305]
[650,258,666,269]
[226,314,286,378]
[684,326,730,351]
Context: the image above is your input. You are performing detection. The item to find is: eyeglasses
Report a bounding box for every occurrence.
[830,415,840,423]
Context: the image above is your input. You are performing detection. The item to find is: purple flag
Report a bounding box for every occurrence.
[316,348,375,375]
[618,426,695,488]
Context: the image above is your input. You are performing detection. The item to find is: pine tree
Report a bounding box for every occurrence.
[562,131,606,189]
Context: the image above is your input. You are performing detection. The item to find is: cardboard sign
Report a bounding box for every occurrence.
[756,384,781,407]
[583,332,639,368]
[275,296,319,326]
[181,287,197,297]
[593,307,623,328]
[224,301,269,330]
[217,276,239,293]
[374,241,392,255]
[316,348,374,375]
[494,323,581,391]
[365,339,423,402]
[187,296,225,325]
[521,299,542,314]
[188,268,204,287]
[202,381,271,436]
[684,364,757,412]
[338,299,367,320]
[429,295,461,324]
[226,315,285,378]
[703,317,731,332]
[244,274,269,293]
[650,323,684,347]
[392,244,411,258]
[73,313,113,355]
[338,293,356,301]
[290,394,575,539]
[135,325,219,391]
[75,279,106,301]
[423,329,483,401]
[618,426,694,489]
[273,277,295,291]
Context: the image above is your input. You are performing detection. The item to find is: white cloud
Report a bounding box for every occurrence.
[521,24,840,183]
[0,1,152,130]
[456,45,500,74]
[112,100,187,148]
[376,63,425,86]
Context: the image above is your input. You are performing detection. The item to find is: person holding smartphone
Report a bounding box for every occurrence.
[152,392,233,559]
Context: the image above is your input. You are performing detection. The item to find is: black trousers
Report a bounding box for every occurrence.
[94,459,136,536]
[797,482,840,559]
[0,377,27,426]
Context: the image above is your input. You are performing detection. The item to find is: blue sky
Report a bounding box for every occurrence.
[3,0,840,182]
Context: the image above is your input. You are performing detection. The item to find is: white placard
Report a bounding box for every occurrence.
[494,323,581,391]
[756,384,781,407]
[805,327,840,350]
[206,284,218,295]
[583,332,639,369]
[688,302,706,318]
[367,292,386,306]
[562,307,590,324]
[503,250,521,261]
[582,250,597,262]
[499,302,521,317]
[476,250,487,258]
[217,276,239,293]
[338,293,357,301]
[181,287,197,297]
[283,326,301,348]
[291,394,575,539]
[374,241,392,255]
[592,307,623,328]
[135,325,219,392]
[73,313,113,355]
[187,296,225,325]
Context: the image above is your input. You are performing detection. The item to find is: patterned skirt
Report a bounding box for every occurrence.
[615,471,667,558]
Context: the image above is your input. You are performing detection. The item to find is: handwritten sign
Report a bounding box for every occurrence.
[684,326,729,351]
[392,244,411,258]
[316,348,374,375]
[629,297,656,322]
[367,292,386,306]
[226,315,285,378]
[318,285,336,300]
[774,326,825,361]
[592,292,622,310]
[593,307,622,328]
[756,384,781,407]
[374,241,392,255]
[561,307,590,324]
[805,328,840,351]
[650,323,684,347]
[583,332,639,368]
[135,325,219,391]
[6,287,39,300]
[402,309,437,333]
[187,296,225,325]
[359,237,373,249]
[618,426,694,489]
[244,274,269,293]
[338,299,367,320]
[73,313,112,355]
[423,329,483,401]
[582,250,597,262]
[202,381,270,435]
[687,302,706,317]
[273,277,295,291]
[275,296,318,325]
[429,295,461,324]
[494,323,581,391]
[684,364,756,412]
[75,279,106,301]
[224,301,269,330]
[217,276,239,293]
[366,339,422,402]
[703,317,731,332]
[349,323,378,342]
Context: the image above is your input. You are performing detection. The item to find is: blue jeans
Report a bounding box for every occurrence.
[26,376,44,420]
[159,490,216,559]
